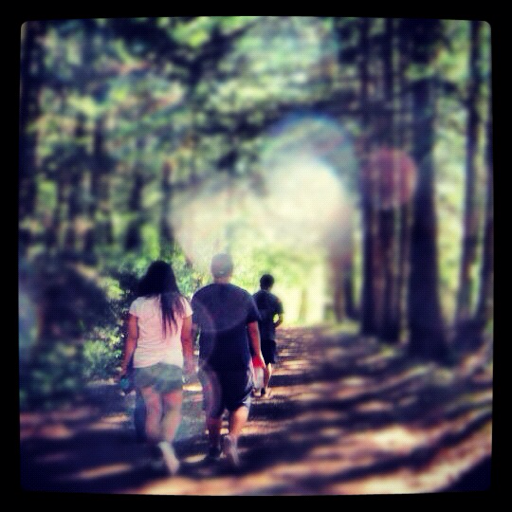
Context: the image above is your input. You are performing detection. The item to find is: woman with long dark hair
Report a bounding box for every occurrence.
[119,260,194,475]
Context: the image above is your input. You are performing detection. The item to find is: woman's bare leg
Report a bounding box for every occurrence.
[161,389,183,443]
[140,386,162,443]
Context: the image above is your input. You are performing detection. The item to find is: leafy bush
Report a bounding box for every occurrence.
[82,337,123,381]
[19,343,85,411]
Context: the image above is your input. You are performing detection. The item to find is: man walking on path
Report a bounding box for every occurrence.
[191,254,266,468]
[253,274,283,397]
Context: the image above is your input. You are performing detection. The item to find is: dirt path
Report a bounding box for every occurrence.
[20,325,493,495]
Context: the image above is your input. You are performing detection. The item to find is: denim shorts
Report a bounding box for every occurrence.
[134,363,183,393]
[198,364,252,418]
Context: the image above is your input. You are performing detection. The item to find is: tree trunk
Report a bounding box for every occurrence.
[456,20,483,323]
[358,17,378,336]
[19,20,45,251]
[396,202,414,340]
[85,116,113,255]
[377,18,401,343]
[475,70,493,328]
[453,64,494,353]
[159,161,174,254]
[343,260,359,320]
[124,143,145,252]
[298,288,308,324]
[124,172,145,252]
[407,78,448,360]
[329,256,345,322]
[62,114,87,256]
[19,21,44,218]
[378,208,400,341]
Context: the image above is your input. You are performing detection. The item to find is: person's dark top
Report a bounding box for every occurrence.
[253,289,283,341]
[192,283,261,372]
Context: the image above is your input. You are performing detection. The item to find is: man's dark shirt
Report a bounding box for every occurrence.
[192,283,261,371]
[252,289,283,341]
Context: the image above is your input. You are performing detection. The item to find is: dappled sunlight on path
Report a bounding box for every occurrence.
[20,325,493,495]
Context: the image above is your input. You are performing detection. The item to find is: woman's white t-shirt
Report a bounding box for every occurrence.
[129,295,192,369]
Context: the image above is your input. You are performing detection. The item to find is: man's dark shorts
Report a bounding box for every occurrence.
[198,364,253,419]
[261,339,277,365]
[134,363,183,393]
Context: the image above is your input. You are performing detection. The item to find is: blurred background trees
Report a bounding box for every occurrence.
[18,17,493,409]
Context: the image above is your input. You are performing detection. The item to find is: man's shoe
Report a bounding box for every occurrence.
[158,441,180,476]
[222,434,240,468]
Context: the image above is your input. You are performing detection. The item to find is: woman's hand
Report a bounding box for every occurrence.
[116,366,128,383]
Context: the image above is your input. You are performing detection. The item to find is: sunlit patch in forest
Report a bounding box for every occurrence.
[88,414,128,431]
[171,145,351,254]
[328,422,492,494]
[366,425,422,453]
[280,359,311,374]
[231,17,340,93]
[58,462,134,481]
[25,422,74,440]
[169,113,357,324]
[258,114,357,249]
[354,400,393,413]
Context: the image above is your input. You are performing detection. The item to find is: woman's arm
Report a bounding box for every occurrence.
[120,314,138,376]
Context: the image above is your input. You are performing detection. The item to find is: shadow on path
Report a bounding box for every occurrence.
[20,325,493,495]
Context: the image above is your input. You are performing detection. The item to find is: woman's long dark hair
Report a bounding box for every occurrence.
[136,260,185,336]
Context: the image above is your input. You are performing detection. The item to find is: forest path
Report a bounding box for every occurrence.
[20,325,493,495]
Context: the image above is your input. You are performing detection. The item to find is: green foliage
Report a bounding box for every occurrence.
[19,343,85,411]
[19,17,493,400]
[82,336,122,380]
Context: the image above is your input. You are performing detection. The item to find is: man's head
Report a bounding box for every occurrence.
[211,253,234,280]
[260,274,274,290]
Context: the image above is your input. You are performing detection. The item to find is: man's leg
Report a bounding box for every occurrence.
[206,416,223,453]
[262,342,276,396]
[223,405,249,467]
[263,363,272,390]
[222,368,253,468]
[228,405,249,438]
[199,366,223,459]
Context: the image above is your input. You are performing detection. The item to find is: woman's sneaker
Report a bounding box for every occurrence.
[222,434,240,468]
[158,441,180,476]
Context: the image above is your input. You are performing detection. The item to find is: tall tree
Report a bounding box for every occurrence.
[456,20,483,323]
[124,138,147,252]
[454,45,493,352]
[62,113,88,256]
[159,161,174,251]
[377,18,401,343]
[399,19,448,360]
[474,70,493,329]
[19,21,46,250]
[358,17,379,336]
[85,115,114,256]
[408,77,448,360]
